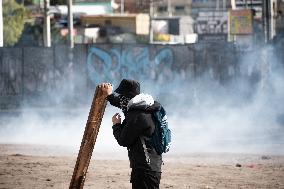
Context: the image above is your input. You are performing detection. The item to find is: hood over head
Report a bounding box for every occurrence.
[127,93,161,112]
[114,79,140,98]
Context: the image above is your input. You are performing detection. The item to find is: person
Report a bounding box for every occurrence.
[100,79,163,189]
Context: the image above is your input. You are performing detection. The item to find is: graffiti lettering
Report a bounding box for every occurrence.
[87,46,174,85]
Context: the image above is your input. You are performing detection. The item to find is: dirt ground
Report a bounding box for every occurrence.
[0,144,284,189]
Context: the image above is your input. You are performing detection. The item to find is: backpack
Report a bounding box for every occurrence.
[150,106,171,155]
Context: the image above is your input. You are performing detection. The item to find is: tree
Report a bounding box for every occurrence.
[3,0,27,46]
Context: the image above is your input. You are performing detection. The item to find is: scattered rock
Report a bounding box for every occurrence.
[235,163,242,167]
[46,178,51,181]
[165,185,174,188]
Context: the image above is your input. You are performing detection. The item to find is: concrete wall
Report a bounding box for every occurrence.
[0,43,282,109]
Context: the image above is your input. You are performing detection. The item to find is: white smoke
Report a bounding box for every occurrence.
[159,46,284,155]
[0,45,283,157]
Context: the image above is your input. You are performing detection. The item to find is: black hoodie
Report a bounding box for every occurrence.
[108,93,163,172]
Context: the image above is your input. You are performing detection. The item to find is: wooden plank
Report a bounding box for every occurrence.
[69,85,108,189]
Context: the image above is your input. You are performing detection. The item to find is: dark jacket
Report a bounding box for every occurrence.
[107,93,163,172]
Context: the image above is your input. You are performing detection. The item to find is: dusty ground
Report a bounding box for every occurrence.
[0,144,284,189]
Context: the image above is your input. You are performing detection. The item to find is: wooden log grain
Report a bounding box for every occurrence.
[69,86,108,189]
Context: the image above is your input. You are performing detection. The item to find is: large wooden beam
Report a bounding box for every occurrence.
[69,85,108,189]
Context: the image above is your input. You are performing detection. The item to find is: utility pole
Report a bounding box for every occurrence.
[0,0,3,47]
[223,0,226,10]
[68,0,74,48]
[231,0,236,10]
[245,0,248,9]
[149,0,154,43]
[121,0,124,14]
[43,0,51,47]
[168,0,172,17]
[216,0,220,10]
[263,0,270,42]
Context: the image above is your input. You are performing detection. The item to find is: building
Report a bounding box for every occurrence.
[153,0,192,16]
[81,14,149,35]
[191,0,232,42]
[191,0,231,17]
[152,16,195,44]
[113,0,192,16]
[232,0,279,41]
[75,14,149,43]
[113,0,150,13]
[233,0,263,17]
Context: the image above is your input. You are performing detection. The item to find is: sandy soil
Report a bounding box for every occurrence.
[0,144,284,189]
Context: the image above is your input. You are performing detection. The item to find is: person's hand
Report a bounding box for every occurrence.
[99,83,113,96]
[112,113,121,125]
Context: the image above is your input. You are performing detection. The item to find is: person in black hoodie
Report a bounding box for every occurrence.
[100,79,163,189]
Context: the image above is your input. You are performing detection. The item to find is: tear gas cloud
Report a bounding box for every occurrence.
[0,45,284,157]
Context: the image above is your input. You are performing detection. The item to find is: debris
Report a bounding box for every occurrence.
[247,164,257,168]
[235,163,242,167]
[261,155,271,160]
[247,164,254,168]
[165,185,174,188]
[46,178,51,181]
[10,154,24,157]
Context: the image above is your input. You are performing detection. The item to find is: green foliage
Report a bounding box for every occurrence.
[50,0,66,5]
[23,0,35,5]
[3,0,27,46]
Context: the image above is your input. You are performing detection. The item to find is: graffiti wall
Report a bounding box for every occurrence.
[0,43,248,108]
[87,45,183,85]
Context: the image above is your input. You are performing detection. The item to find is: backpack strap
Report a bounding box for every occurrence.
[139,136,150,165]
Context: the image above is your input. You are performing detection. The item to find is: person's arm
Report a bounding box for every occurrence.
[107,93,121,108]
[112,111,148,147]
[99,83,121,108]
